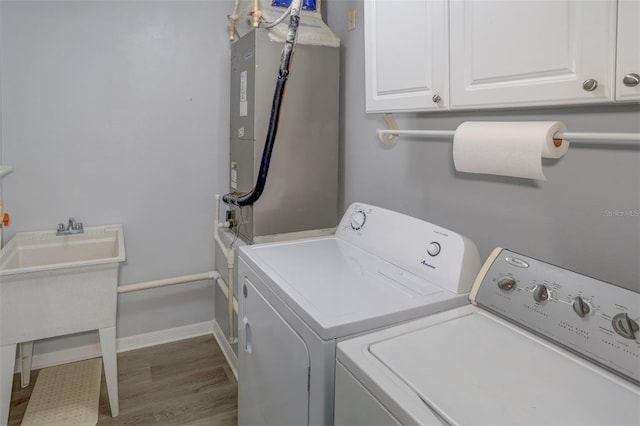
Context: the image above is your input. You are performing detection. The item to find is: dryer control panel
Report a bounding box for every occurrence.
[472,248,640,385]
[336,203,481,295]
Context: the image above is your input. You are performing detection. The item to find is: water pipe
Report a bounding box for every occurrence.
[116,268,238,342]
[263,2,293,29]
[253,0,262,28]
[117,271,223,294]
[214,194,238,344]
[228,0,241,41]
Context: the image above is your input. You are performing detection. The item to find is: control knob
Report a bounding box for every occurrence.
[497,276,517,291]
[427,242,441,256]
[572,296,591,318]
[350,209,367,230]
[532,284,550,303]
[611,313,639,340]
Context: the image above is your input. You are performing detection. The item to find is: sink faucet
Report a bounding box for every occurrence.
[56,217,84,236]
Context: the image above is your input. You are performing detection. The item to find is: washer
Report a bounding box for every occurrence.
[237,202,481,425]
[336,247,640,425]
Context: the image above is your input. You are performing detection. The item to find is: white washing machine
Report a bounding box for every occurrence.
[335,248,640,425]
[237,202,481,425]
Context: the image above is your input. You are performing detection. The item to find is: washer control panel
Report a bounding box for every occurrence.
[473,248,640,385]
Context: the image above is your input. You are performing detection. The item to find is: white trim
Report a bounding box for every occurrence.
[213,320,238,379]
[117,321,214,353]
[14,321,215,373]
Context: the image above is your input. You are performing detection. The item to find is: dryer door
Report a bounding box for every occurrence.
[239,277,310,425]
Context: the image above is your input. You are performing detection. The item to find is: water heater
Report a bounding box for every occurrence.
[228,28,339,242]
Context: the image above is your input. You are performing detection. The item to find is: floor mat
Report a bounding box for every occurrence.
[21,358,102,426]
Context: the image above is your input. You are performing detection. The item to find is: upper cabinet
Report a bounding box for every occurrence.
[615,0,640,101]
[365,0,639,113]
[364,0,448,112]
[449,0,616,108]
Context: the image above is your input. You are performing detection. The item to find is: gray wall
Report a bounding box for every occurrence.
[1,0,232,353]
[325,0,640,292]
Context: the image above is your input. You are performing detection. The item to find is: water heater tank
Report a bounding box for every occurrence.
[228,28,340,243]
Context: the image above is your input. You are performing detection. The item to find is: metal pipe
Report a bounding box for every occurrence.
[228,0,241,41]
[376,129,455,137]
[376,128,640,144]
[558,132,640,142]
[253,0,261,28]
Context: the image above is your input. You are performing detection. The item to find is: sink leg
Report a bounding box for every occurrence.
[19,342,33,388]
[1,344,17,426]
[99,327,119,417]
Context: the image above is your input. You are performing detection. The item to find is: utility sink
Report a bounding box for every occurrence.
[0,224,125,424]
[0,224,124,273]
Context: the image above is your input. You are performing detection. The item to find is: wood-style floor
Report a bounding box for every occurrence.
[9,335,238,425]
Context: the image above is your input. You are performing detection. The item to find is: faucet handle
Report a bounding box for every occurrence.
[57,223,65,232]
[77,222,84,231]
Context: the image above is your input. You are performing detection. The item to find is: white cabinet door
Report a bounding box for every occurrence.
[449,0,618,109]
[615,0,640,101]
[364,0,448,112]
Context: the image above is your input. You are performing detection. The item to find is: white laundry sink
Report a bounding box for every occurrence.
[0,224,124,274]
[0,224,125,343]
[0,224,125,423]
[0,223,125,343]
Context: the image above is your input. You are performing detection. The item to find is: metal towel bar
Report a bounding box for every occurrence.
[375,114,640,146]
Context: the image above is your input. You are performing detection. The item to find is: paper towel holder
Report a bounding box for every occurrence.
[376,114,640,146]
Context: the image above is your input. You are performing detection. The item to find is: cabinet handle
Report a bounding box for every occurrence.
[623,73,640,87]
[582,79,598,91]
[432,94,442,103]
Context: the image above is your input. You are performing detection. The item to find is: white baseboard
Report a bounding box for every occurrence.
[212,320,238,379]
[117,320,214,353]
[15,321,215,373]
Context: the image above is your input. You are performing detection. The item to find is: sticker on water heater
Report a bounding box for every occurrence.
[240,71,247,102]
[231,162,238,190]
[240,70,248,117]
[238,127,245,137]
[231,169,238,190]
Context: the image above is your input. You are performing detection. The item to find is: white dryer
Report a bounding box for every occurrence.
[335,248,640,425]
[237,202,481,425]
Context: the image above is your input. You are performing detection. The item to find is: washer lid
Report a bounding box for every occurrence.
[240,237,467,340]
[367,311,640,425]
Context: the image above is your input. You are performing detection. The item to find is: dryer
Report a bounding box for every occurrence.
[335,248,640,425]
[237,202,481,425]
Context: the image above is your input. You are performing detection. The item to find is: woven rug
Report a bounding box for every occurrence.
[21,358,102,426]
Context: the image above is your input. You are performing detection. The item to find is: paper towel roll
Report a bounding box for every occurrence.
[452,121,569,180]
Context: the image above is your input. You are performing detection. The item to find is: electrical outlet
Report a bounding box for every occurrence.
[347,9,356,31]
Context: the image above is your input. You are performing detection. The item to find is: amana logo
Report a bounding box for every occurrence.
[420,260,435,269]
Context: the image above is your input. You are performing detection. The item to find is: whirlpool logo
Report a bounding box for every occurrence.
[420,260,436,269]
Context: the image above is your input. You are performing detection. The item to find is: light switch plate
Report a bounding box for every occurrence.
[347,9,356,31]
